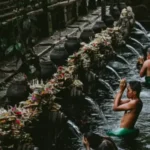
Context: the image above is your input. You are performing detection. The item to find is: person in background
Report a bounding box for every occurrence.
[140,48,150,86]
[82,132,118,150]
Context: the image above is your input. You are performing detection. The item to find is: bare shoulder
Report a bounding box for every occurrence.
[132,99,143,106]
[147,59,150,65]
[144,60,150,65]
[129,99,140,105]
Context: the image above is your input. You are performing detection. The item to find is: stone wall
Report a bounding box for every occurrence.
[0,0,100,60]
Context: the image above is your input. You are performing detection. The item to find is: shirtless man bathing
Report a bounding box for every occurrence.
[108,79,143,137]
[140,48,150,86]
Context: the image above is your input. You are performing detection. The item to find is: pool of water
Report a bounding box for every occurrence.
[97,44,150,150]
[59,35,150,150]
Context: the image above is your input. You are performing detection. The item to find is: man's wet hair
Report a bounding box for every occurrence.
[84,132,103,149]
[129,81,141,96]
[96,140,117,150]
[84,132,118,150]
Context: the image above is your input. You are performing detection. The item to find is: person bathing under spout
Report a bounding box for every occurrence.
[107,79,143,138]
[140,48,150,86]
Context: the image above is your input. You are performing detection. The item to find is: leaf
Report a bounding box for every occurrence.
[5,45,14,55]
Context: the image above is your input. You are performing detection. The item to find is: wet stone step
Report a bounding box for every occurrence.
[39,36,66,46]
[68,21,89,30]
[39,28,79,45]
[34,45,52,56]
[42,40,66,58]
[69,17,100,37]
[91,6,110,16]
[92,7,102,16]
[60,28,79,38]
[78,14,99,23]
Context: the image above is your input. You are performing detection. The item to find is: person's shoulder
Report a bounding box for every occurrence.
[144,59,150,64]
[130,99,139,105]
[132,99,143,105]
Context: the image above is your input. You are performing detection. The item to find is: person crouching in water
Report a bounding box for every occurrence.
[140,48,150,86]
[83,132,118,150]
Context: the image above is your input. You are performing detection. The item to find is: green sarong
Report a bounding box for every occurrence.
[145,76,150,86]
[107,128,139,137]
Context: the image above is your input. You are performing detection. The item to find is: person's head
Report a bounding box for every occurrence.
[96,140,117,150]
[83,132,103,149]
[147,48,150,59]
[127,81,141,98]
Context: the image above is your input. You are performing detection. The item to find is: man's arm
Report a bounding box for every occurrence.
[113,90,123,110]
[140,61,147,77]
[119,99,130,104]
[113,100,136,111]
[113,78,136,111]
[113,90,129,111]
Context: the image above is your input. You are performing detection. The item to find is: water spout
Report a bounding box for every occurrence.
[128,37,144,49]
[99,108,110,130]
[131,28,150,41]
[85,96,110,131]
[98,78,114,94]
[85,96,100,111]
[132,27,145,34]
[126,44,140,57]
[135,21,147,34]
[85,96,97,105]
[106,65,121,80]
[67,120,81,136]
[116,54,130,66]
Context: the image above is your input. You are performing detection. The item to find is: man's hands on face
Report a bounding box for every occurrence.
[82,137,90,148]
[119,78,127,92]
[137,56,144,65]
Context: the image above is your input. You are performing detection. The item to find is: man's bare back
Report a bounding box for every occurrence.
[140,59,150,77]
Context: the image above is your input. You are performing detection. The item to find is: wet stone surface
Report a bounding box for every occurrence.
[78,14,99,23]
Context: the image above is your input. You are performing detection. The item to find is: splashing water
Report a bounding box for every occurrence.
[126,44,140,57]
[98,78,114,95]
[135,21,147,34]
[106,65,121,80]
[128,37,144,49]
[116,55,130,66]
[67,120,81,136]
[131,28,150,41]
